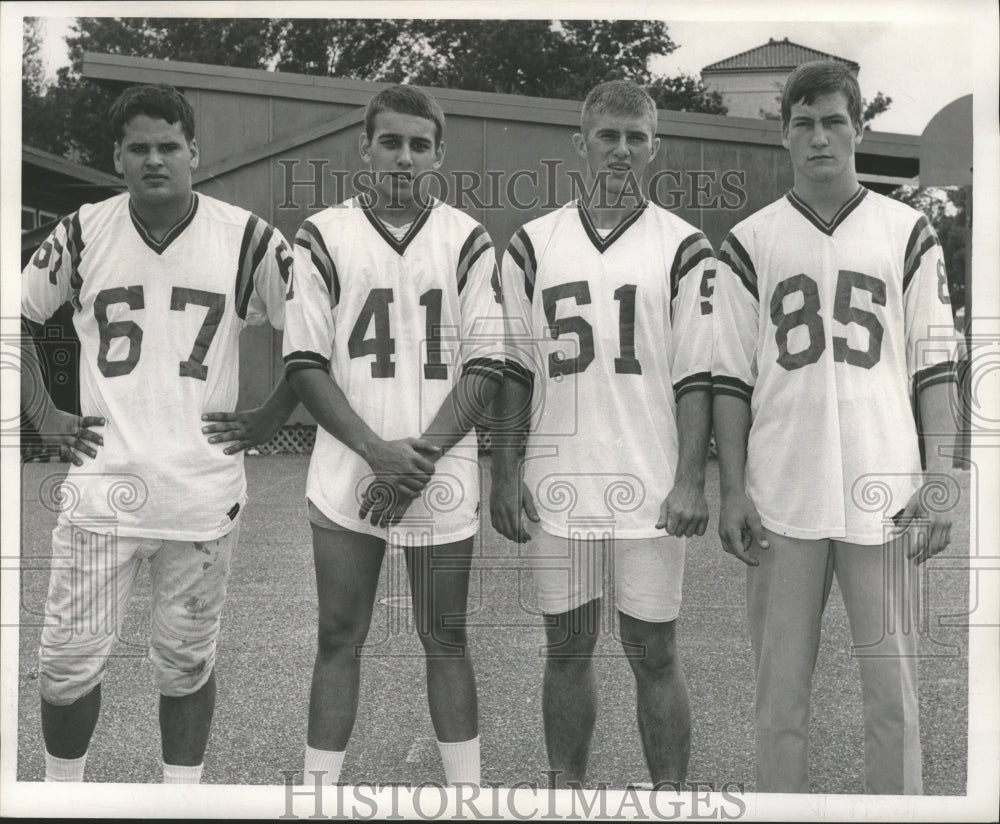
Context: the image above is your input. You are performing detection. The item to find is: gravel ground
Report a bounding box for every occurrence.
[13,454,972,798]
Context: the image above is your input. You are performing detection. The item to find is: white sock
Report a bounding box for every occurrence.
[304,745,345,785]
[437,736,480,786]
[44,750,87,782]
[162,761,204,784]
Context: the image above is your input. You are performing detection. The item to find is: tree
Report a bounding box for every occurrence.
[383,20,569,95]
[648,74,727,115]
[265,19,681,100]
[21,17,68,157]
[861,92,892,130]
[22,17,46,99]
[890,186,969,323]
[548,20,679,98]
[265,19,406,78]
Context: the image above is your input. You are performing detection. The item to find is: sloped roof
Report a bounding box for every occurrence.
[703,38,859,73]
[23,145,124,189]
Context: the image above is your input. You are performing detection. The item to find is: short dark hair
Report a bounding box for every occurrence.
[109,83,196,143]
[581,79,658,136]
[364,85,446,146]
[781,61,863,131]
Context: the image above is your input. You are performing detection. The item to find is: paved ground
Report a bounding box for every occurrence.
[15,454,970,793]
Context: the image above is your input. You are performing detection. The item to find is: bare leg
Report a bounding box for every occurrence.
[541,599,600,788]
[620,613,689,784]
[307,526,386,750]
[405,538,478,742]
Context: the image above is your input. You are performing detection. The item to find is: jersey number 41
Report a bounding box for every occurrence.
[348,287,451,380]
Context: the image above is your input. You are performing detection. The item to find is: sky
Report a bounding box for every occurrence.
[30,2,987,136]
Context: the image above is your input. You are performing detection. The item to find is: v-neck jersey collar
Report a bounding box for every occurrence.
[786,186,867,236]
[359,194,435,256]
[129,193,199,254]
[576,200,649,253]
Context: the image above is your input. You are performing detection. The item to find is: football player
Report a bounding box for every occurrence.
[712,61,959,793]
[20,83,298,783]
[283,85,504,786]
[490,80,715,787]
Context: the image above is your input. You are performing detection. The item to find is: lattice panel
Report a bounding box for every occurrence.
[255,424,317,455]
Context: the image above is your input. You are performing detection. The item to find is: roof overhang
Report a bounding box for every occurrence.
[23,145,124,189]
[703,65,808,75]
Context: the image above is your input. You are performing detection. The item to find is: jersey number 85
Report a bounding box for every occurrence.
[771,270,886,371]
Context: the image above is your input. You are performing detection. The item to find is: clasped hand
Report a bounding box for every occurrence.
[358,438,441,528]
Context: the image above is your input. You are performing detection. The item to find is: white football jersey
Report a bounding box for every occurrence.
[502,201,715,539]
[283,196,504,543]
[22,192,292,540]
[712,188,958,544]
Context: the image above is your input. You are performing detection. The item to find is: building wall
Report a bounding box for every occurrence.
[703,71,788,119]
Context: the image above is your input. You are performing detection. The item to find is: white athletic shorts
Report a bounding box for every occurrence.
[525,520,685,622]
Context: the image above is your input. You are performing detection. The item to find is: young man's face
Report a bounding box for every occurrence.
[573,110,660,202]
[781,90,862,187]
[360,111,444,208]
[114,115,198,210]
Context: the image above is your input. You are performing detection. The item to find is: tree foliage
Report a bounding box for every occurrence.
[23,17,731,172]
[890,186,969,324]
[22,17,46,99]
[861,92,892,130]
[265,19,408,78]
[648,74,727,115]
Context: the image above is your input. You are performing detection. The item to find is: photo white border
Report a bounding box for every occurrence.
[2,0,997,819]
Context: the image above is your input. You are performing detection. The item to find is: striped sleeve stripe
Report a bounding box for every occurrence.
[235,215,276,319]
[914,360,956,393]
[295,220,340,305]
[711,375,753,403]
[44,220,69,285]
[462,357,505,382]
[718,233,758,302]
[903,216,939,295]
[66,214,84,293]
[504,359,535,387]
[670,233,714,299]
[674,371,713,400]
[283,350,330,375]
[507,227,537,303]
[456,225,494,294]
[50,234,65,282]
